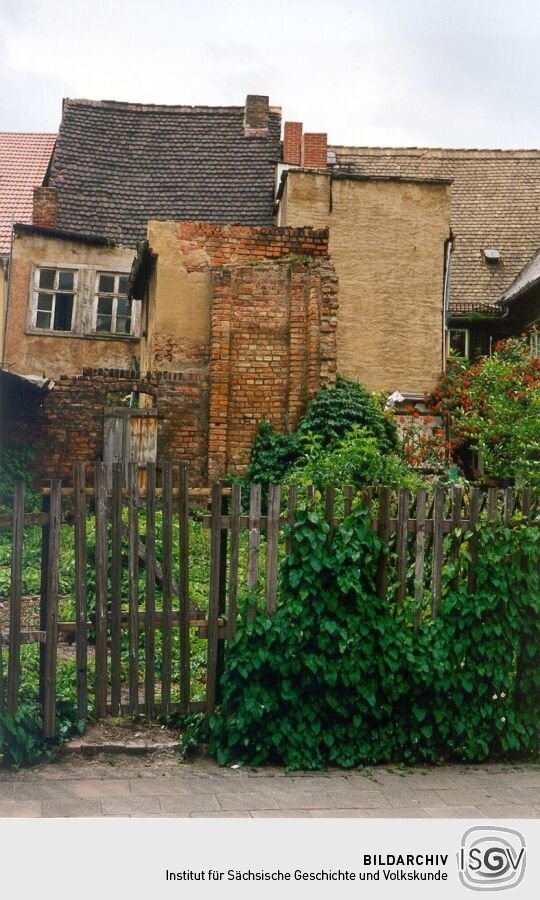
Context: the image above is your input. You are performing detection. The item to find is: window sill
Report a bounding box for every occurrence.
[25,329,140,343]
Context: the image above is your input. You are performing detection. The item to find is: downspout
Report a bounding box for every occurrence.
[1,222,15,364]
[441,231,454,372]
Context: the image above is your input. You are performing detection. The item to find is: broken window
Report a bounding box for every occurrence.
[33,268,76,332]
[95,273,132,334]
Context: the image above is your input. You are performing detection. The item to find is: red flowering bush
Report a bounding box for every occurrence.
[429,336,540,483]
[399,412,450,469]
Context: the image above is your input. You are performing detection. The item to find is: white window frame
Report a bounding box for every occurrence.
[529,329,539,356]
[93,271,134,336]
[446,327,470,359]
[30,266,79,333]
[27,263,141,339]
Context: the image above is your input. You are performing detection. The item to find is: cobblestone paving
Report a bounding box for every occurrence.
[1,755,540,818]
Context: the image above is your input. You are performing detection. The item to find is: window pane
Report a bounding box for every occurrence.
[115,316,131,335]
[96,314,112,332]
[449,330,468,357]
[58,271,74,290]
[36,311,52,329]
[39,269,55,290]
[98,274,115,293]
[97,297,113,316]
[37,292,53,311]
[118,276,129,295]
[116,298,131,317]
[53,293,74,331]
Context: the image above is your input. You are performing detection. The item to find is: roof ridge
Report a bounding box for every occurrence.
[63,98,281,115]
[330,144,540,155]
[0,132,56,138]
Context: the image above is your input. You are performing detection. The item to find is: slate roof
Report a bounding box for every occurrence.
[0,133,56,253]
[329,145,540,311]
[47,99,282,245]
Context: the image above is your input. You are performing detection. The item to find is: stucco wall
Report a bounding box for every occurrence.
[4,230,136,379]
[278,171,451,395]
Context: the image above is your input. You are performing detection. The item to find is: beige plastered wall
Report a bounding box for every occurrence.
[4,231,136,379]
[140,221,212,372]
[278,171,451,394]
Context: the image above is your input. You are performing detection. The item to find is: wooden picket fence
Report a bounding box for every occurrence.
[0,463,538,739]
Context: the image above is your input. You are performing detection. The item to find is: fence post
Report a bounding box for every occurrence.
[247,484,261,623]
[161,462,173,717]
[431,486,445,620]
[206,482,222,716]
[73,462,88,720]
[265,484,282,616]
[227,483,241,640]
[127,461,139,716]
[94,463,108,719]
[110,461,123,716]
[396,488,410,604]
[144,461,157,718]
[178,463,190,715]
[39,486,50,710]
[377,486,390,601]
[7,479,25,715]
[413,487,427,630]
[43,479,61,740]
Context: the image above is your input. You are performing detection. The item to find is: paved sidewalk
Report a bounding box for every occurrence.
[1,755,540,818]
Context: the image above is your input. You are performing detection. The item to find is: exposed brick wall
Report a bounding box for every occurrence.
[32,187,57,227]
[302,133,328,169]
[283,122,303,164]
[40,368,209,485]
[208,260,338,479]
[172,221,329,268]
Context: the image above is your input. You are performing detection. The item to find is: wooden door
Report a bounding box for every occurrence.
[104,408,158,490]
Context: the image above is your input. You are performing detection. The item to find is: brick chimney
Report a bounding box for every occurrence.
[33,187,57,228]
[283,122,303,164]
[244,95,269,136]
[302,133,328,169]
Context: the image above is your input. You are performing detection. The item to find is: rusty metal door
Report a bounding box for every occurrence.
[104,408,157,490]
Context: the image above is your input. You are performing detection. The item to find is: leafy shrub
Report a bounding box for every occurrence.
[0,445,40,513]
[297,376,398,453]
[246,377,399,487]
[288,426,421,491]
[210,505,540,769]
[0,701,85,768]
[430,336,540,483]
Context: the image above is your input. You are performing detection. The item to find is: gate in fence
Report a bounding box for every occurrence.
[0,464,538,739]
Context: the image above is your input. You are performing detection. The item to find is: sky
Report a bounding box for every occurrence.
[0,0,539,148]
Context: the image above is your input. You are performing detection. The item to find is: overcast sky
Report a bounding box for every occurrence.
[1,0,538,147]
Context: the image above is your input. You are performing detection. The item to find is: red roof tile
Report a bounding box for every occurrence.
[0,133,57,253]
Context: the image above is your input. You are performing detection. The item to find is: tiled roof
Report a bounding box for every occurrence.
[0,133,56,253]
[329,146,540,310]
[48,99,282,245]
[499,248,540,303]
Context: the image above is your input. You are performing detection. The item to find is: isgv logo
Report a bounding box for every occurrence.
[458,826,526,891]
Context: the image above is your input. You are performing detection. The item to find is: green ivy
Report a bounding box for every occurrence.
[209,506,540,769]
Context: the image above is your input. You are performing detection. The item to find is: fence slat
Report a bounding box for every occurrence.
[145,462,156,718]
[127,462,139,716]
[449,486,463,591]
[110,462,123,716]
[487,487,498,522]
[178,463,190,716]
[521,487,531,518]
[161,462,173,717]
[227,483,241,639]
[324,486,335,545]
[43,480,61,740]
[94,463,108,719]
[503,488,514,525]
[206,482,223,716]
[467,487,480,593]
[7,480,24,715]
[431,486,445,619]
[343,485,353,517]
[413,487,427,630]
[286,485,298,555]
[247,483,261,623]
[396,488,409,604]
[377,486,391,601]
[265,484,281,616]
[73,462,88,720]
